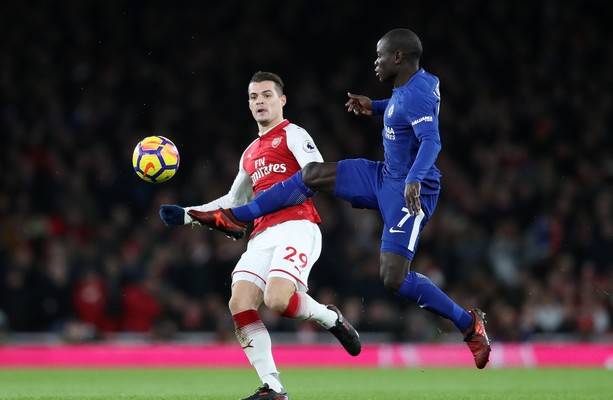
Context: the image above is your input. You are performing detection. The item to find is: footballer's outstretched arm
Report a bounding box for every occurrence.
[159,150,253,227]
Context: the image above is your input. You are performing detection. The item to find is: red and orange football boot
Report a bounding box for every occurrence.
[463,308,491,369]
[187,208,248,240]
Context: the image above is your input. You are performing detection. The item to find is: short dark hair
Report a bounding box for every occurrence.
[250,71,284,96]
[381,29,422,61]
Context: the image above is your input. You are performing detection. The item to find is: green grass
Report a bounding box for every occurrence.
[0,368,610,399]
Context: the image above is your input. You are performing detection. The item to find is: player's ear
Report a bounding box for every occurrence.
[395,50,404,64]
[280,94,287,107]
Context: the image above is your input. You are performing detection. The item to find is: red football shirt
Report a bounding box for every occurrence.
[241,120,321,236]
[186,119,324,237]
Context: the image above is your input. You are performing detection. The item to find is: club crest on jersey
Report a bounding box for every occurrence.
[271,137,283,148]
[387,104,395,118]
[303,140,317,153]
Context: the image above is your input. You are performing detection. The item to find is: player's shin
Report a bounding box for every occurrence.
[397,271,472,331]
[232,310,283,392]
[279,292,336,328]
[280,292,362,356]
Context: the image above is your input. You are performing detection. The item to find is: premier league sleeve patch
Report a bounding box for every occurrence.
[303,140,317,153]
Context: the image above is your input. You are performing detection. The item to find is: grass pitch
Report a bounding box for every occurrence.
[0,367,609,399]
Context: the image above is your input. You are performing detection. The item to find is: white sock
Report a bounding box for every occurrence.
[233,310,282,391]
[282,292,338,329]
[262,372,283,392]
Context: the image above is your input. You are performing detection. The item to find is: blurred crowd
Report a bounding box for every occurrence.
[1,1,612,344]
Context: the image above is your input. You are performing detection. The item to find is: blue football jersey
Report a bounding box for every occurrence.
[371,68,442,194]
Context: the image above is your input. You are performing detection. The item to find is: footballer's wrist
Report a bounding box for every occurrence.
[183,207,192,224]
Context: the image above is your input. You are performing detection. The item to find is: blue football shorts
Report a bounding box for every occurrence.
[334,158,439,260]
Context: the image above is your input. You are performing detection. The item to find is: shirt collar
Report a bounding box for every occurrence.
[258,119,290,137]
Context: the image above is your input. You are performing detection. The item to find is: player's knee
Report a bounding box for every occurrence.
[380,253,411,292]
[302,162,334,191]
[263,291,290,314]
[227,297,240,314]
[228,296,253,315]
[381,273,404,292]
[301,162,319,187]
[380,262,409,292]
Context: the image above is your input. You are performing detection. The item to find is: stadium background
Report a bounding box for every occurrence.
[0,0,611,349]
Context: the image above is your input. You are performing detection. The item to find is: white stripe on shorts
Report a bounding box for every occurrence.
[407,209,425,252]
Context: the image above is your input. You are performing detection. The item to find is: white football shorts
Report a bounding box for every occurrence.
[232,219,322,292]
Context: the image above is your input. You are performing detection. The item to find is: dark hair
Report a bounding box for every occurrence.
[381,29,422,61]
[250,71,284,96]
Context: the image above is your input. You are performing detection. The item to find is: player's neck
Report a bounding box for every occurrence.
[258,118,285,136]
[394,66,420,88]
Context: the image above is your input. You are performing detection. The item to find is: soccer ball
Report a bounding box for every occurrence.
[132,136,180,183]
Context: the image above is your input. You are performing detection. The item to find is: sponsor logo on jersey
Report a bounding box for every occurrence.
[303,140,317,153]
[272,137,283,148]
[251,157,287,184]
[384,125,395,140]
[387,103,395,118]
[411,116,433,126]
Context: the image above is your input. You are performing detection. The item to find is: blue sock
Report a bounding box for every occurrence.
[397,271,473,332]
[231,171,316,221]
